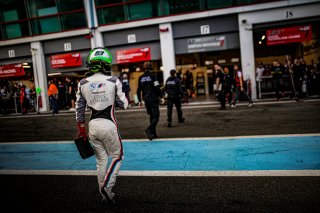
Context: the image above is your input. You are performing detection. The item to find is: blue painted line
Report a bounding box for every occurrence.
[0,136,319,171]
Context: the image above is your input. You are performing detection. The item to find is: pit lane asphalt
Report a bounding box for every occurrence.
[1,175,319,213]
[0,100,320,142]
[0,100,320,212]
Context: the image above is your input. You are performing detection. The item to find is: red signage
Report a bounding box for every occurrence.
[0,64,25,78]
[267,25,312,46]
[50,52,82,68]
[116,47,151,64]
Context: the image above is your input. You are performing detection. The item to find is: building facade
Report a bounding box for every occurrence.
[0,0,319,112]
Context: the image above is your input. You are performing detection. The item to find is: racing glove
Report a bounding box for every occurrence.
[77,122,87,139]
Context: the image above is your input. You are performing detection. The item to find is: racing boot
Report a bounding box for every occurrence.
[101,187,116,205]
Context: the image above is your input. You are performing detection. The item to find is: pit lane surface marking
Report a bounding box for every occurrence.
[1,170,319,176]
[0,134,319,176]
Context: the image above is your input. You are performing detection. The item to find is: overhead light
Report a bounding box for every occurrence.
[205,60,213,65]
[136,67,140,72]
[160,66,164,71]
[22,63,28,65]
[261,35,265,40]
[259,41,262,45]
[23,65,31,68]
[48,73,62,76]
[231,58,239,63]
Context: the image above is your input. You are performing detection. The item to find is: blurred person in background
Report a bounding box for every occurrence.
[25,85,31,112]
[314,61,320,94]
[164,69,185,127]
[307,62,318,96]
[137,61,164,140]
[185,70,194,97]
[121,73,131,106]
[231,64,253,108]
[215,66,234,110]
[0,87,4,114]
[180,74,189,103]
[299,58,308,96]
[48,80,59,115]
[58,80,67,110]
[29,86,36,112]
[0,86,11,114]
[291,58,305,100]
[19,83,28,114]
[256,62,265,81]
[66,77,76,111]
[256,62,265,99]
[270,60,285,101]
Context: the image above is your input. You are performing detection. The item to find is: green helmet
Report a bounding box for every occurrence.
[87,47,112,73]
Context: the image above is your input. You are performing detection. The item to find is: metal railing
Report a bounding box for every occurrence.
[257,75,297,99]
[1,94,37,114]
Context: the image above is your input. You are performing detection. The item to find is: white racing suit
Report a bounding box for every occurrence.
[75,72,128,196]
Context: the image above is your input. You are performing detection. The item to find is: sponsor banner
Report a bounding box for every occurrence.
[267,25,312,46]
[187,36,226,53]
[50,52,82,68]
[0,64,25,78]
[116,47,151,64]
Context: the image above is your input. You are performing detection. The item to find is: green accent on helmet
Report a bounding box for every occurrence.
[90,63,102,73]
[87,47,113,72]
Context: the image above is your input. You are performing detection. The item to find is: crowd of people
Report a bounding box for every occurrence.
[256,57,320,100]
[214,64,253,110]
[2,57,319,116]
[47,77,78,115]
[0,82,36,114]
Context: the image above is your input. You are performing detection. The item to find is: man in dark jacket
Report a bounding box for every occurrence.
[271,60,285,100]
[164,69,185,127]
[291,58,305,100]
[137,61,164,140]
[215,66,234,110]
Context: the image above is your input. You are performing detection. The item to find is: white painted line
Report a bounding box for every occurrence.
[0,170,319,176]
[120,170,320,177]
[0,170,96,176]
[1,133,319,145]
[123,133,320,142]
[0,141,76,145]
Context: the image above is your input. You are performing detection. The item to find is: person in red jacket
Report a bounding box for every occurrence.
[19,84,27,114]
[231,64,253,108]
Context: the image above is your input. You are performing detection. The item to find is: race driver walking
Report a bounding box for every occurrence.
[75,47,128,205]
